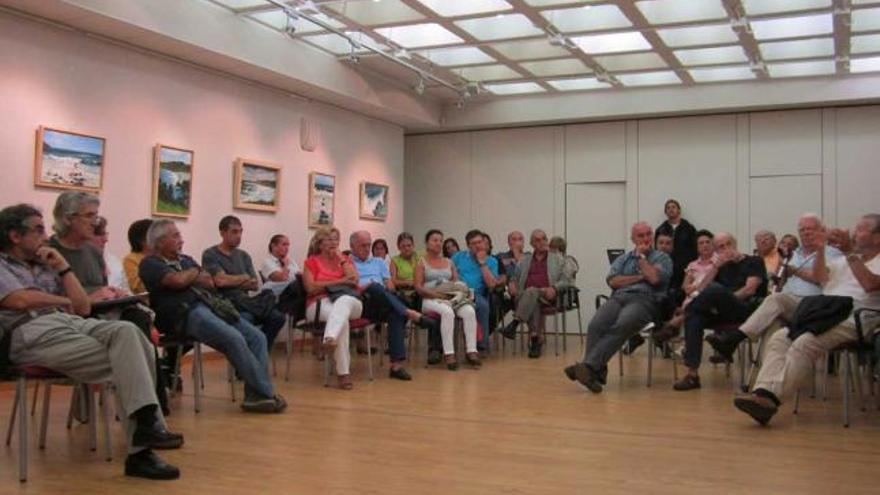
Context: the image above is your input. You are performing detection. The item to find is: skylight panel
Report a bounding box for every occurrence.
[593,52,667,71]
[540,5,631,33]
[249,11,344,34]
[852,7,880,32]
[301,33,385,55]
[851,34,880,54]
[455,14,544,41]
[455,64,522,81]
[766,60,836,77]
[616,71,681,86]
[759,38,835,60]
[483,82,546,94]
[742,0,831,16]
[689,66,756,82]
[546,77,611,91]
[415,0,512,17]
[374,23,463,48]
[418,46,496,66]
[326,0,424,25]
[750,14,833,41]
[656,24,739,48]
[572,32,652,54]
[489,38,570,60]
[520,58,590,77]
[674,46,748,66]
[851,56,880,72]
[636,0,729,25]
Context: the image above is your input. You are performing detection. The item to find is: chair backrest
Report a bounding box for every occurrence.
[606,249,625,265]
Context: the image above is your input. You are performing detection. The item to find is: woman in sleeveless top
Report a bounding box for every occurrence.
[391,232,419,307]
[302,227,362,390]
[414,229,480,370]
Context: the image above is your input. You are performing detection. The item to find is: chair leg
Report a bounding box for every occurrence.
[366,326,375,381]
[99,386,112,462]
[228,362,236,403]
[646,335,654,388]
[576,307,585,354]
[193,342,202,414]
[18,376,28,482]
[554,313,560,357]
[30,381,39,417]
[88,386,98,452]
[851,352,866,413]
[843,351,851,427]
[285,319,293,382]
[618,348,624,377]
[6,378,21,446]
[793,389,801,415]
[562,310,568,354]
[38,382,51,450]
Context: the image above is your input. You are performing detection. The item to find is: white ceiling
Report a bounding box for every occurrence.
[207,0,880,101]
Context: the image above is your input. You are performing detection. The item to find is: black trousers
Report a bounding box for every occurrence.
[683,283,752,370]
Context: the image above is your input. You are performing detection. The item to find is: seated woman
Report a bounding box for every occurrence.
[92,216,130,292]
[302,227,362,390]
[654,229,716,342]
[442,237,460,259]
[390,232,420,308]
[371,238,391,269]
[122,218,153,294]
[415,229,480,370]
[549,235,579,281]
[260,234,301,296]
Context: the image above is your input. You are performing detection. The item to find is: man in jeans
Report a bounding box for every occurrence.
[202,215,285,349]
[139,219,285,413]
[349,230,438,381]
[564,222,672,394]
[452,230,503,353]
[0,204,182,479]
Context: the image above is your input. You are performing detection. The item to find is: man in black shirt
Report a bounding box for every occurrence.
[674,232,766,391]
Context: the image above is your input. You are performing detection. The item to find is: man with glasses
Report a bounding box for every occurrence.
[452,229,503,353]
[0,204,183,479]
[500,229,573,358]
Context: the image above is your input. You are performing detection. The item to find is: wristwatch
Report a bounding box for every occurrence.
[57,266,73,278]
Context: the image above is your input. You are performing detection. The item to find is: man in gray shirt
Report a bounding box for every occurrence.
[202,216,285,347]
[564,222,672,394]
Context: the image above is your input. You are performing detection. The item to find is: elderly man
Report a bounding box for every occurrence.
[674,233,766,391]
[497,230,528,279]
[452,229,503,353]
[734,214,880,425]
[707,214,843,361]
[754,230,780,277]
[349,230,437,381]
[500,229,573,358]
[140,220,285,413]
[0,204,182,479]
[202,216,285,348]
[564,222,672,393]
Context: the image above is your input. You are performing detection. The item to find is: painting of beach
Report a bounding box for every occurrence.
[34,127,105,192]
[152,144,194,218]
[359,182,389,221]
[234,159,280,212]
[308,172,335,227]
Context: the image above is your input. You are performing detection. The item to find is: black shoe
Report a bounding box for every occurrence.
[133,428,185,450]
[572,363,603,394]
[500,319,519,340]
[273,394,288,413]
[597,366,608,385]
[706,329,747,363]
[241,396,279,413]
[427,349,442,366]
[389,367,413,381]
[733,395,778,426]
[563,365,577,381]
[622,334,644,355]
[124,449,180,480]
[673,374,701,391]
[708,352,733,364]
[528,339,543,358]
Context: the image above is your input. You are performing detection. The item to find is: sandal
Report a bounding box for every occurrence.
[337,374,353,390]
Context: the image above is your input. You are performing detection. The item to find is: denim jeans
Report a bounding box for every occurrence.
[241,307,286,348]
[186,303,274,399]
[362,283,408,363]
[474,292,490,351]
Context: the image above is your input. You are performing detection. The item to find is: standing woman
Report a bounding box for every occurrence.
[415,230,480,370]
[655,199,698,296]
[302,227,363,390]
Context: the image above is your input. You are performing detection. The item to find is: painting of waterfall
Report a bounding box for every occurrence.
[359,181,389,221]
[308,172,335,228]
[234,159,280,212]
[152,144,194,218]
[34,126,105,192]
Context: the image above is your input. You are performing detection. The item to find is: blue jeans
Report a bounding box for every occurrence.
[362,284,408,363]
[186,303,274,399]
[474,292,490,350]
[241,308,285,348]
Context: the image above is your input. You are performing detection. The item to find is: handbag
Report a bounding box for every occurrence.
[232,289,277,322]
[191,286,240,324]
[325,284,360,302]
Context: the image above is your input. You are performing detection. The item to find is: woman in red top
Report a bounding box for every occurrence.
[302,227,362,390]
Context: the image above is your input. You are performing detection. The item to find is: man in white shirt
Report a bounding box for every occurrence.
[734,213,880,425]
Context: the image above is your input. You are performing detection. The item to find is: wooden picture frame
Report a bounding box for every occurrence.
[308,172,335,228]
[151,144,194,218]
[234,158,281,212]
[34,126,106,192]
[359,181,389,221]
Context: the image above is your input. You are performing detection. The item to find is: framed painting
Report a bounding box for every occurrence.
[152,144,194,218]
[308,172,335,228]
[359,181,389,221]
[234,158,281,212]
[34,126,106,192]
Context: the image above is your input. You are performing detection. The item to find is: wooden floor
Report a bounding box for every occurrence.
[2,336,879,494]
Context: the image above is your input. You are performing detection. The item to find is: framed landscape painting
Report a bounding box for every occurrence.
[308,172,335,228]
[234,158,280,212]
[152,144,194,218]
[34,126,105,192]
[359,181,389,221]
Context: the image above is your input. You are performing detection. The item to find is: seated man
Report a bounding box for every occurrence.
[202,216,285,348]
[674,232,766,391]
[496,230,528,280]
[349,231,437,381]
[707,214,843,360]
[140,219,285,413]
[564,222,672,393]
[734,214,880,425]
[501,229,573,358]
[452,230,503,353]
[0,204,182,480]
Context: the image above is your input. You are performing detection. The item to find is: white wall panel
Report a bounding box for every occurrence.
[564,122,627,183]
[834,106,880,227]
[749,109,823,177]
[749,175,822,245]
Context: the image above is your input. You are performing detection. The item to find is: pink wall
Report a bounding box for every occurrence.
[0,12,405,265]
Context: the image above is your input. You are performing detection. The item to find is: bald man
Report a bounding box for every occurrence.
[564,222,672,393]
